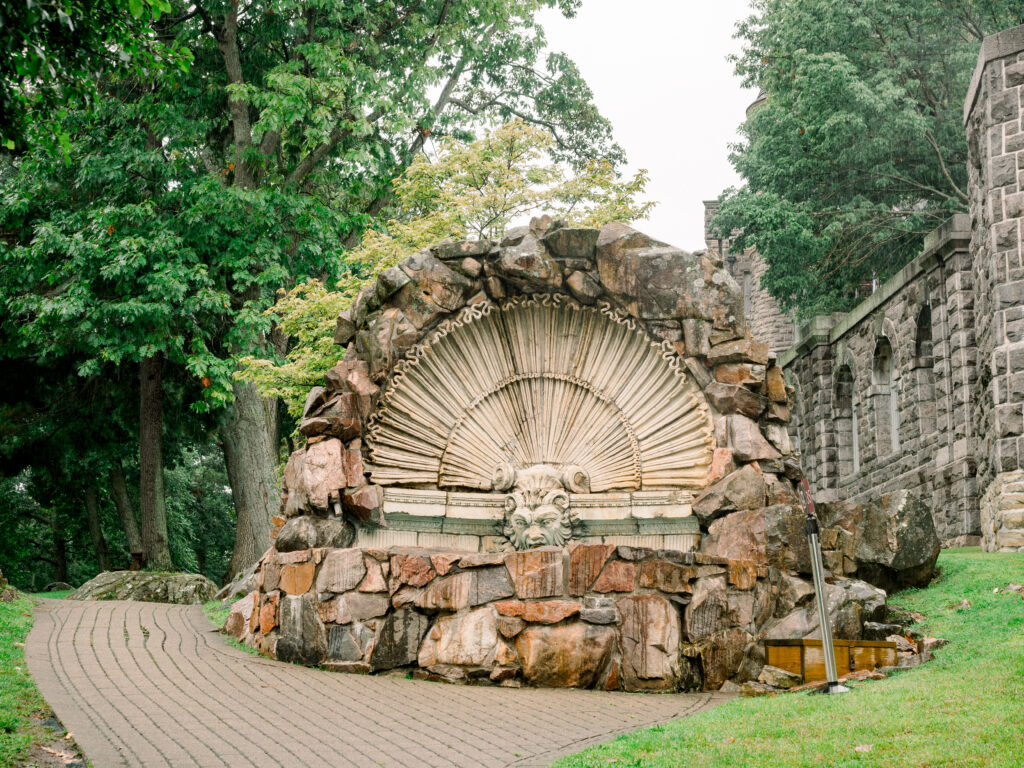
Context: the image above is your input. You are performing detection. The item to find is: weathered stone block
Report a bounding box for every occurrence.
[342,484,383,523]
[706,339,770,366]
[316,549,366,594]
[617,594,681,691]
[728,415,782,462]
[468,566,515,606]
[370,608,431,671]
[415,572,472,612]
[328,622,375,662]
[543,227,600,259]
[692,464,768,524]
[592,561,636,593]
[704,382,767,417]
[390,553,436,589]
[568,543,615,595]
[418,606,500,668]
[276,594,326,665]
[504,548,564,598]
[279,562,315,595]
[494,600,580,624]
[515,622,616,688]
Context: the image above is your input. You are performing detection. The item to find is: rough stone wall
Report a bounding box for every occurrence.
[704,201,796,356]
[965,24,1024,552]
[229,540,893,692]
[781,218,980,546]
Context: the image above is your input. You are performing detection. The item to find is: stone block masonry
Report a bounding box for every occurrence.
[779,216,980,547]
[966,24,1024,552]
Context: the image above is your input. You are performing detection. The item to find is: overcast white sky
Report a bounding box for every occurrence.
[537,0,756,251]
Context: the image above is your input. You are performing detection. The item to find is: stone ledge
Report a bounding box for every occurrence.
[965,23,1024,125]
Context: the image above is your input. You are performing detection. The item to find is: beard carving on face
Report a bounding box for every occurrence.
[494,463,586,550]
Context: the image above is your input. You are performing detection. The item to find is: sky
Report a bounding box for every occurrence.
[537,0,756,251]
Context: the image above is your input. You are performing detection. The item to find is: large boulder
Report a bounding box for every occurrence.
[855,492,940,591]
[595,223,744,333]
[516,622,616,688]
[68,571,218,605]
[818,491,940,591]
[276,515,355,552]
[282,440,347,515]
[276,594,327,665]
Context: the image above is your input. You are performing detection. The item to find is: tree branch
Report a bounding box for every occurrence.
[924,130,968,203]
[215,1,256,189]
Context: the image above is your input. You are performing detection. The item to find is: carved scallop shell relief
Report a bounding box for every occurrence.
[367,295,715,503]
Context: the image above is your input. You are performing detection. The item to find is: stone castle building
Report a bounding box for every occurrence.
[708,25,1024,552]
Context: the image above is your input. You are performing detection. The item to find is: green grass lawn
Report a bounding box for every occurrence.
[204,598,234,628]
[0,592,55,765]
[554,549,1024,768]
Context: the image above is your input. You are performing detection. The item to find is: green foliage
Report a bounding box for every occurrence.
[554,549,1024,768]
[0,0,189,149]
[237,280,356,419]
[714,0,1024,318]
[0,446,235,589]
[203,598,234,629]
[1,0,621,428]
[163,447,236,581]
[1,0,623,578]
[0,592,48,764]
[239,121,653,417]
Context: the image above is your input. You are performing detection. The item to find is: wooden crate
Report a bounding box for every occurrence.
[765,639,898,683]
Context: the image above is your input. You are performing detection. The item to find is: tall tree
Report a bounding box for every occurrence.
[1,0,622,579]
[714,0,1024,317]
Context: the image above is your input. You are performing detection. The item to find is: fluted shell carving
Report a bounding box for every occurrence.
[367,296,714,490]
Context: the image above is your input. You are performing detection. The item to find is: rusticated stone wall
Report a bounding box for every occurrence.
[731,23,1024,553]
[777,216,981,547]
[965,24,1024,552]
[227,540,893,692]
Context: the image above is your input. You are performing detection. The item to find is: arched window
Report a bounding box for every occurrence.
[834,365,859,478]
[914,307,936,439]
[915,307,933,361]
[872,338,899,456]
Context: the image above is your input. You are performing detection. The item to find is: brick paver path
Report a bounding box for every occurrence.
[26,599,730,768]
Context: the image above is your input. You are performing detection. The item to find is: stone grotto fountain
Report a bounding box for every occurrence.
[225,217,939,691]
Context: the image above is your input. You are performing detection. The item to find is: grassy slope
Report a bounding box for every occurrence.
[0,593,50,765]
[554,550,1024,768]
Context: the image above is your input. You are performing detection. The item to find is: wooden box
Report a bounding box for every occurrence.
[765,638,898,683]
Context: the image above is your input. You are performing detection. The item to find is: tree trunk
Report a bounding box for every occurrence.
[84,485,112,571]
[221,379,279,581]
[51,512,68,584]
[109,462,143,563]
[139,354,172,570]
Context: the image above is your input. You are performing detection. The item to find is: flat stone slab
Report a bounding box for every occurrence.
[27,599,730,768]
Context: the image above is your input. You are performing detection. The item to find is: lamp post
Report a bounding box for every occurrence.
[799,478,850,694]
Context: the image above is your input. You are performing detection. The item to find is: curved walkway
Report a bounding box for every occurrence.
[26,599,730,768]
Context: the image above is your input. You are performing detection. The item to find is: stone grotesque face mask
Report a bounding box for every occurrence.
[494,464,586,550]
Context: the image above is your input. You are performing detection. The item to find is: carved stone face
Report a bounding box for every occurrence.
[496,464,584,550]
[505,489,573,549]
